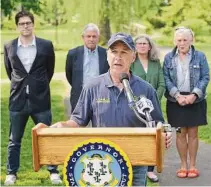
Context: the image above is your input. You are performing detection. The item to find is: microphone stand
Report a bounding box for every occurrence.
[119,73,160,128]
[144,111,156,128]
[128,101,153,128]
[128,96,172,131]
[132,103,171,131]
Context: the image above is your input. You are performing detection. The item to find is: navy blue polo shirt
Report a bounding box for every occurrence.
[71,72,164,127]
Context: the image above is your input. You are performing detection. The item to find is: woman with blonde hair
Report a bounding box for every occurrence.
[163,27,210,178]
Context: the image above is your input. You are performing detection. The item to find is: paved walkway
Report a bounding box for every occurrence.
[156,131,211,186]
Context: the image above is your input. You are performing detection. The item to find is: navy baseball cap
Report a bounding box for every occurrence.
[107,32,135,51]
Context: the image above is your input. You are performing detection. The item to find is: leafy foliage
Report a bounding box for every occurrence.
[156,0,211,35]
[41,0,67,44]
[1,0,42,17]
[98,0,111,45]
[41,0,67,26]
[1,0,211,45]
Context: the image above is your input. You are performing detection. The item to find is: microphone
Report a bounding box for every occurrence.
[135,95,154,116]
[135,95,155,127]
[119,73,134,105]
[119,72,155,127]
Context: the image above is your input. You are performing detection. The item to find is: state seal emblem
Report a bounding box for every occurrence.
[63,139,133,187]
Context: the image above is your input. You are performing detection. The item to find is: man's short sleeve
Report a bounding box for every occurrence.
[70,87,93,126]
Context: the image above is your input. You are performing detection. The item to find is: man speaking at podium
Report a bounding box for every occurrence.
[49,33,172,186]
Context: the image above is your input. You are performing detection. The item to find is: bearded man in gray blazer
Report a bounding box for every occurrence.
[65,23,109,113]
[4,10,61,185]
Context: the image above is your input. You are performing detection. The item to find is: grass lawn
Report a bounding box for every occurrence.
[1,29,82,51]
[1,51,67,79]
[1,81,66,186]
[1,29,81,79]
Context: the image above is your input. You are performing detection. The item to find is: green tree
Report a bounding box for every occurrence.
[1,0,14,17]
[42,0,67,44]
[157,0,211,35]
[99,0,111,45]
[1,0,42,17]
[98,0,136,44]
[1,0,43,28]
[98,0,163,43]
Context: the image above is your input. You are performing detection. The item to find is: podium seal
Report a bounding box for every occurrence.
[63,139,133,186]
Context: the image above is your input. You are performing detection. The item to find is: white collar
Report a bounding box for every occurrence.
[18,36,36,47]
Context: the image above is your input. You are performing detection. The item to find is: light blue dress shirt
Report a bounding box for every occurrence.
[83,46,99,85]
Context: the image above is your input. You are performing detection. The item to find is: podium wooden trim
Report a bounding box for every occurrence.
[32,124,165,172]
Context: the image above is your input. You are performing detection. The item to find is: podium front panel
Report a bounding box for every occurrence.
[32,127,164,172]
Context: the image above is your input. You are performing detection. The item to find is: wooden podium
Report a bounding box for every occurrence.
[32,123,165,172]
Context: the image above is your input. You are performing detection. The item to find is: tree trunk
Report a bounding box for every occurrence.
[1,10,4,29]
[99,0,111,46]
[21,4,24,11]
[55,22,58,45]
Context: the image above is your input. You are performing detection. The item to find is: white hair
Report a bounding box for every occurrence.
[82,23,100,36]
[174,26,194,42]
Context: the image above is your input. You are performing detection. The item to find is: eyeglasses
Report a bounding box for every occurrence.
[175,26,194,38]
[136,42,149,46]
[18,21,32,27]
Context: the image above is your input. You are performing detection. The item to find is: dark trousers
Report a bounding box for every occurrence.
[132,166,147,186]
[7,100,58,175]
[148,166,154,172]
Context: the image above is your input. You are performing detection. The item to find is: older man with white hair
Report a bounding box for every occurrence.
[65,23,109,114]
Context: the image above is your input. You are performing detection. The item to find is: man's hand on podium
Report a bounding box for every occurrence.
[50,120,80,128]
[34,123,49,129]
[164,132,172,149]
[50,121,67,128]
[35,122,172,149]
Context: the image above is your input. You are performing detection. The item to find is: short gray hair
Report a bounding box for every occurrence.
[82,23,100,36]
[174,26,194,41]
[134,34,159,61]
